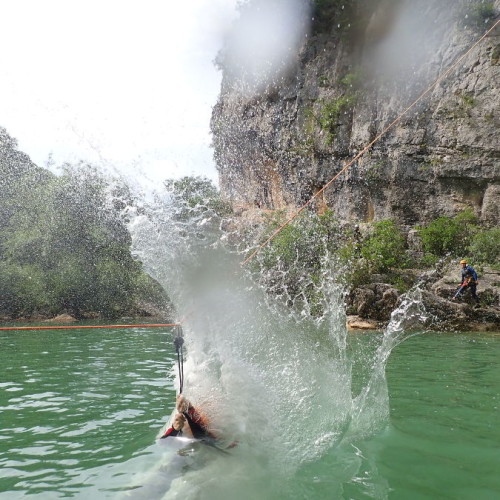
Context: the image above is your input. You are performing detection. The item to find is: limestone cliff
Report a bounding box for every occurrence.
[211,0,500,226]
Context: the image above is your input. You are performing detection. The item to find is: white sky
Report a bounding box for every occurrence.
[0,0,238,185]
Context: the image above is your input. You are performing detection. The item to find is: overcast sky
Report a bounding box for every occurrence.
[0,0,238,185]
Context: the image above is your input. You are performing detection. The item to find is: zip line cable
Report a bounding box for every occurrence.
[241,18,500,267]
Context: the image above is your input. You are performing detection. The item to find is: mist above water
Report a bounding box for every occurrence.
[364,0,466,93]
[218,0,311,96]
[129,187,351,465]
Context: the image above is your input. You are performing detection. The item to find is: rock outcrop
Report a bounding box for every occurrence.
[44,313,77,323]
[211,0,500,330]
[346,263,500,331]
[425,263,500,330]
[211,0,500,226]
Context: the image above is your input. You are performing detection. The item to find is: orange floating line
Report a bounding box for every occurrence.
[0,323,180,331]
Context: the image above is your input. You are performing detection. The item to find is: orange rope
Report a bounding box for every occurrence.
[241,18,500,266]
[0,323,180,331]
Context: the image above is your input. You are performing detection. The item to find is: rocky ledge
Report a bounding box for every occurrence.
[347,263,500,331]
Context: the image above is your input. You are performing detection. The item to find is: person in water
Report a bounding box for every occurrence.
[160,394,216,440]
[452,259,480,304]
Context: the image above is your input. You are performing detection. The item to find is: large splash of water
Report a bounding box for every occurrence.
[127,183,429,498]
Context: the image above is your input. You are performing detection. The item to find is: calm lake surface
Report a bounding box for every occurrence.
[1,326,499,499]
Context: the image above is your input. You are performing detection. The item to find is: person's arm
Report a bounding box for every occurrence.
[183,405,217,439]
[453,285,465,299]
[177,395,217,440]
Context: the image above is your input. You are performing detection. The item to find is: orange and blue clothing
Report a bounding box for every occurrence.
[455,264,479,302]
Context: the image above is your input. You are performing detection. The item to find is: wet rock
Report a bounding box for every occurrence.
[413,263,500,330]
[407,229,423,255]
[375,288,400,317]
[348,283,400,321]
[432,264,500,307]
[351,287,375,317]
[345,263,500,330]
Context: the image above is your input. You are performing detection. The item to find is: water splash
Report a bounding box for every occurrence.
[127,182,429,494]
[347,287,429,441]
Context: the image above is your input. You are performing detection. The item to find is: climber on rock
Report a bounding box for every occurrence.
[452,259,480,305]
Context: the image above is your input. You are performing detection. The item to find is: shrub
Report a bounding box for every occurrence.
[340,71,361,89]
[360,220,407,273]
[319,95,356,142]
[165,176,232,220]
[258,210,342,271]
[418,208,479,257]
[463,2,497,28]
[0,263,50,318]
[468,227,500,268]
[253,211,346,317]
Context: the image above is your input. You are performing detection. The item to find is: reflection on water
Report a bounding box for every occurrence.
[1,328,499,499]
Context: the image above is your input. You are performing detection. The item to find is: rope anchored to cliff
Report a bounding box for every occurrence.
[241,17,500,266]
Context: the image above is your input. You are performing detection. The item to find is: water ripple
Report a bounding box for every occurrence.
[0,327,175,497]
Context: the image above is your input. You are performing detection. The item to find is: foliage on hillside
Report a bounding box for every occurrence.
[417,208,499,268]
[0,128,169,320]
[164,176,232,221]
[249,207,499,317]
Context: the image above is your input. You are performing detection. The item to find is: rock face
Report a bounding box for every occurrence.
[349,283,400,320]
[211,0,500,330]
[425,263,500,330]
[211,0,500,226]
[345,263,500,331]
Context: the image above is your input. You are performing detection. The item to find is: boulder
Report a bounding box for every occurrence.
[347,316,379,331]
[346,263,500,331]
[45,313,77,323]
[348,283,401,320]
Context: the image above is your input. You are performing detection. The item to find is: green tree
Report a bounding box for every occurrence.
[468,227,500,268]
[0,136,170,320]
[164,175,232,220]
[0,263,49,318]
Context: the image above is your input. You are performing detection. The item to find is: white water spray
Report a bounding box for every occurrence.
[126,182,430,498]
[219,0,310,96]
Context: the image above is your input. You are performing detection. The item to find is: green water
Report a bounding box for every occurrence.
[1,327,499,499]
